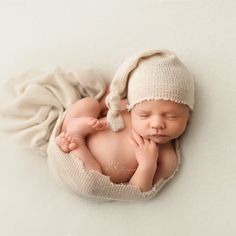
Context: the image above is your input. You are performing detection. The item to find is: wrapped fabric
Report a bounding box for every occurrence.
[47,112,182,202]
[0,67,107,156]
[0,65,181,202]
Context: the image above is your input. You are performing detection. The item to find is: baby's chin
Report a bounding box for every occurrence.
[152,138,172,144]
[146,135,173,144]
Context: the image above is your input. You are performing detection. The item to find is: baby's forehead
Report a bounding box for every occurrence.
[133,99,188,112]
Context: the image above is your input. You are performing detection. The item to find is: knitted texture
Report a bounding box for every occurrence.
[47,112,182,202]
[0,58,185,201]
[105,49,194,132]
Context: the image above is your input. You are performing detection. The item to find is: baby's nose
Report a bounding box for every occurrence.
[150,117,166,129]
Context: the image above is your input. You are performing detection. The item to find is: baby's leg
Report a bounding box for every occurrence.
[57,116,107,151]
[61,97,104,132]
[56,97,107,172]
[58,97,107,152]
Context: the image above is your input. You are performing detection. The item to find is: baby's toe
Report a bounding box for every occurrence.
[96,123,104,130]
[61,144,70,153]
[88,118,98,126]
[56,135,70,153]
[96,121,108,130]
[68,142,78,151]
[101,121,108,127]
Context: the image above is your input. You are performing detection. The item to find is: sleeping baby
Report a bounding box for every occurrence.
[55,49,194,193]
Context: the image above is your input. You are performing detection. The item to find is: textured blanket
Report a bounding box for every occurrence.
[0,67,106,156]
[0,67,181,201]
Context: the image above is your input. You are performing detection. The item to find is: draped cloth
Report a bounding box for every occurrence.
[0,66,181,201]
[0,67,107,156]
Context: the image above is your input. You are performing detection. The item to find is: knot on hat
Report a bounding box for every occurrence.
[105,92,125,131]
[105,92,120,116]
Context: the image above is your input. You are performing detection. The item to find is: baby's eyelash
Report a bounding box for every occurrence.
[139,114,149,117]
[166,115,179,119]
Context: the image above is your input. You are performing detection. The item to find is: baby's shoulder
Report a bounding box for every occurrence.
[159,141,177,162]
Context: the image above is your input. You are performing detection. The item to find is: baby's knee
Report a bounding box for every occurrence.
[69,97,101,118]
[81,97,101,116]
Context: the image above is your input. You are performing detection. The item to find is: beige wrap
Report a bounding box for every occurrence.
[0,67,107,156]
[0,66,181,202]
[47,111,181,202]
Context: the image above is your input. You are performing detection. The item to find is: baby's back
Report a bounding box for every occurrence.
[87,111,138,183]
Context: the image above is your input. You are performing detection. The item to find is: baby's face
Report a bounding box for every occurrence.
[130,100,190,144]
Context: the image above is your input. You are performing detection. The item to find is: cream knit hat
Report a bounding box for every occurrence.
[105,49,194,132]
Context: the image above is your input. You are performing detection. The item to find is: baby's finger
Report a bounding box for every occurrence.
[143,138,151,145]
[131,129,144,147]
[150,139,159,149]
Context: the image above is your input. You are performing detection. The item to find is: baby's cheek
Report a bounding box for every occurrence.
[171,121,187,136]
[133,126,143,136]
[132,124,146,136]
[131,118,149,136]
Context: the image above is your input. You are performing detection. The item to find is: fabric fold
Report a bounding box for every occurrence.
[0,67,107,156]
[47,112,181,201]
[0,65,181,201]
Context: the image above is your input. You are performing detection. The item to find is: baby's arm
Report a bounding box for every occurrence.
[129,165,157,192]
[128,130,159,192]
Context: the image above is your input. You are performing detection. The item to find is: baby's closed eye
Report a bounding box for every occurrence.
[138,112,150,118]
[164,113,180,119]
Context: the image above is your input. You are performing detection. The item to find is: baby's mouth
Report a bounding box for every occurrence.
[148,134,169,138]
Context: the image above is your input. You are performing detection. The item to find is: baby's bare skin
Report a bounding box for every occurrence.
[56,96,188,191]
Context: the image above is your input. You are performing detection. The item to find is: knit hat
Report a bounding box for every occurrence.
[105,49,195,132]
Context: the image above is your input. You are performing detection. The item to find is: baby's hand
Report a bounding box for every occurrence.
[128,129,159,170]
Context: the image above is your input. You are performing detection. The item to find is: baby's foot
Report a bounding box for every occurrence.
[56,132,78,153]
[67,117,108,138]
[88,117,108,131]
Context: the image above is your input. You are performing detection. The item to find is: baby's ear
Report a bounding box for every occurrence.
[119,99,128,111]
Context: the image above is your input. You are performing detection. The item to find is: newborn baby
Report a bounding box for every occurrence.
[56,49,194,193]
